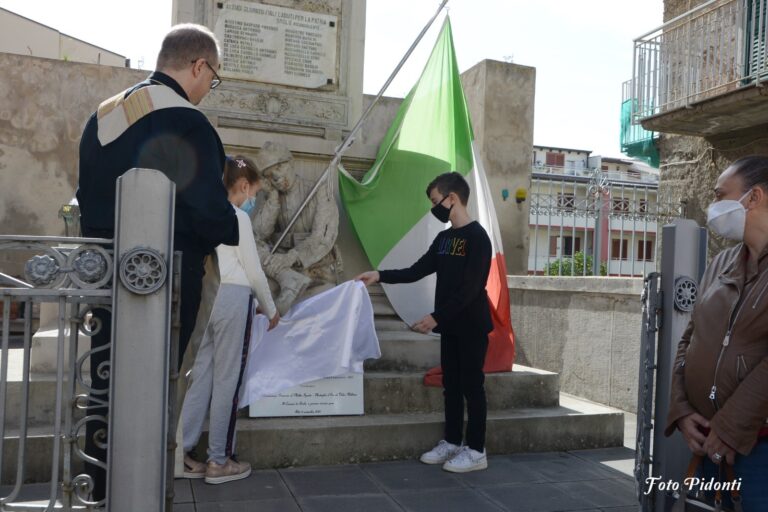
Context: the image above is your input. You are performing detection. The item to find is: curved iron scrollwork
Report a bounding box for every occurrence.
[71,414,108,508]
[75,305,106,338]
[71,473,105,508]
[75,342,111,397]
[72,416,108,467]
[119,247,167,295]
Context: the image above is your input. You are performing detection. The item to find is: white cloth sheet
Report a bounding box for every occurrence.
[240,280,381,407]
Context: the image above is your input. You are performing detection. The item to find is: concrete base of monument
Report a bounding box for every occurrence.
[0,284,624,484]
[192,393,623,469]
[28,302,91,374]
[29,330,91,375]
[0,381,623,485]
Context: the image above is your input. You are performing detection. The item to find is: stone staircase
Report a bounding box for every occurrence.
[225,285,623,467]
[1,285,624,483]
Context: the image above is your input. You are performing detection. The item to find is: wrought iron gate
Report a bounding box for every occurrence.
[0,169,179,511]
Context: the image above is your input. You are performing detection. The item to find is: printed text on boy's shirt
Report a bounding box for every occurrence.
[437,237,467,257]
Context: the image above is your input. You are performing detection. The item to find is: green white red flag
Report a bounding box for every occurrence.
[338,17,515,385]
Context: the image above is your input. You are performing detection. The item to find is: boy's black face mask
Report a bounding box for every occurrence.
[431,195,452,223]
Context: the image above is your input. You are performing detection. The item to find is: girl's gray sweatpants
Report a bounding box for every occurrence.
[181,283,253,464]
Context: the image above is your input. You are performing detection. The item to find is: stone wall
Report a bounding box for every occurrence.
[664,0,706,21]
[0,53,146,275]
[509,276,644,412]
[0,53,144,238]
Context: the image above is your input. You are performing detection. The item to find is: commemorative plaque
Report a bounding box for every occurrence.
[249,372,364,417]
[214,0,338,88]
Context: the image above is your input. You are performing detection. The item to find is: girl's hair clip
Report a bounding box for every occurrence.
[236,159,246,168]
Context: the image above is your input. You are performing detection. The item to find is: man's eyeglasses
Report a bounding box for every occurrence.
[192,59,222,89]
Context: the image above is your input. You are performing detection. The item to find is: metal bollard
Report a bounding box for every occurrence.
[107,169,175,512]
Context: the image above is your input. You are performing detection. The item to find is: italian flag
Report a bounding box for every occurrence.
[338,17,515,386]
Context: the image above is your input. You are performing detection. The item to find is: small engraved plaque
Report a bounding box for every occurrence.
[249,373,364,417]
[214,1,338,89]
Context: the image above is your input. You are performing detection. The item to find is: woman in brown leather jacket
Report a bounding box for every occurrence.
[666,156,768,510]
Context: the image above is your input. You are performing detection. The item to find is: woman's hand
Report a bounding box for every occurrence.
[703,429,736,465]
[678,412,709,456]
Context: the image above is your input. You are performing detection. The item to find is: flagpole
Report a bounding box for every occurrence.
[269,0,450,256]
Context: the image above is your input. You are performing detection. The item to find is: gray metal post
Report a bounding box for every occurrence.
[651,219,708,512]
[107,169,175,512]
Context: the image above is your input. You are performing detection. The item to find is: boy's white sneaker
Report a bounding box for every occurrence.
[419,440,461,465]
[442,446,488,473]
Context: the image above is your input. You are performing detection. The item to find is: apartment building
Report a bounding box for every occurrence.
[528,145,679,277]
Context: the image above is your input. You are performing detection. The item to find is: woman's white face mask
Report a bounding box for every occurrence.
[706,189,752,241]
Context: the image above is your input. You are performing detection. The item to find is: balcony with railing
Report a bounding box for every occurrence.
[627,0,768,137]
[621,80,659,167]
[531,165,660,185]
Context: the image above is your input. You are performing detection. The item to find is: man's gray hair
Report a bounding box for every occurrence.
[156,23,221,71]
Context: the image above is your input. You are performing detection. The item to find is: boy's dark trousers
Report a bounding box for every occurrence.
[440,333,489,452]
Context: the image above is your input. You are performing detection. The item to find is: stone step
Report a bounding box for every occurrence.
[2,366,558,428]
[363,366,559,414]
[370,294,397,317]
[373,318,410,331]
[199,393,625,469]
[2,375,68,430]
[367,284,386,296]
[365,330,440,371]
[1,394,624,484]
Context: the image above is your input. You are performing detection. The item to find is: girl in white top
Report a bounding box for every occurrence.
[181,156,279,484]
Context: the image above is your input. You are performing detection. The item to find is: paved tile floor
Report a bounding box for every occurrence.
[0,407,639,511]
[175,446,638,512]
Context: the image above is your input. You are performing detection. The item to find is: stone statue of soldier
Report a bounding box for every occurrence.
[252,141,340,314]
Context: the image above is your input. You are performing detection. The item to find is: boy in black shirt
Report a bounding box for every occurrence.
[356,172,492,472]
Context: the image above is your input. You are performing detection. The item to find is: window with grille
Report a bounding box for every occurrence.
[550,235,582,257]
[545,152,565,167]
[637,240,654,261]
[612,198,630,213]
[557,193,575,211]
[611,239,629,260]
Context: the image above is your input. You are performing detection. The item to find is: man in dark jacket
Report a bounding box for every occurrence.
[76,23,238,502]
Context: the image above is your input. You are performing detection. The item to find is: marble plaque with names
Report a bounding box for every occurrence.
[248,372,364,417]
[214,1,338,89]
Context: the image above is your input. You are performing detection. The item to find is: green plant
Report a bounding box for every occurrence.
[545,251,607,276]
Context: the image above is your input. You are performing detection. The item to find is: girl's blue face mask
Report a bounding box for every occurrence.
[240,196,256,215]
